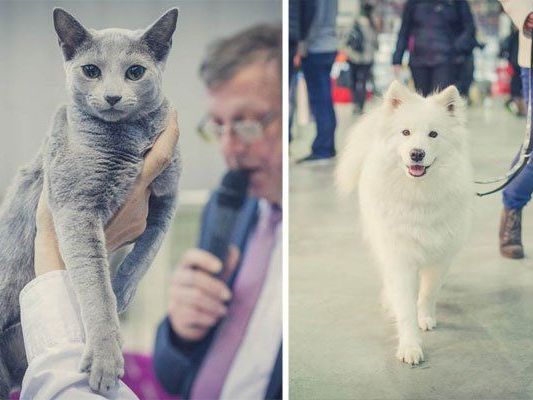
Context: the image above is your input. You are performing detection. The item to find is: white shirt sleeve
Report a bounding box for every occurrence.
[19,270,138,400]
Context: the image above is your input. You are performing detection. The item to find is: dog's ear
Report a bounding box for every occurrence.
[384,80,414,110]
[432,85,464,115]
[432,85,465,119]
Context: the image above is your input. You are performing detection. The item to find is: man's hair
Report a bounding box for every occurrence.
[200,23,281,88]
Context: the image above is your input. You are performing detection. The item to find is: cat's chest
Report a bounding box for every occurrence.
[47,122,156,216]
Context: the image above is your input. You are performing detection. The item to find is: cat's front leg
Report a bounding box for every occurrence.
[52,208,124,394]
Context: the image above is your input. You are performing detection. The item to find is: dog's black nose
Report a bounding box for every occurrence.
[410,149,425,162]
[105,95,122,106]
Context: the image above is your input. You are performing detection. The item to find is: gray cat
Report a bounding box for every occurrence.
[0,8,180,396]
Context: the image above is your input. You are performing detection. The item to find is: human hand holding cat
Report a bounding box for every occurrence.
[34,108,180,276]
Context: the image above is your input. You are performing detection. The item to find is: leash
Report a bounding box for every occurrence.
[476,39,533,197]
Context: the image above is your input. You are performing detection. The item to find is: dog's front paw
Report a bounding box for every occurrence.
[80,331,124,394]
[396,340,424,365]
[418,315,437,331]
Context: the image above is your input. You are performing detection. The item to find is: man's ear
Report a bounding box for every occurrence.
[384,80,415,109]
[53,8,90,61]
[432,85,465,119]
[141,8,179,62]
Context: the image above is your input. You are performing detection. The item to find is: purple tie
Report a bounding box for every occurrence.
[190,204,282,400]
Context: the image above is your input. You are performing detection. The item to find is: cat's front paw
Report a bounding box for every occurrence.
[396,339,424,365]
[80,331,124,394]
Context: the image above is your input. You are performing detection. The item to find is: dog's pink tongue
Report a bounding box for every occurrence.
[409,165,425,177]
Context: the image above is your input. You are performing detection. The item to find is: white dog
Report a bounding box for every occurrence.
[335,81,473,365]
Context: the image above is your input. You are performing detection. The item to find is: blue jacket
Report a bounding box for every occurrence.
[392,0,477,66]
[153,193,282,399]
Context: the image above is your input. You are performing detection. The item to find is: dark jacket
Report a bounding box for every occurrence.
[392,0,477,67]
[289,0,317,44]
[152,194,282,399]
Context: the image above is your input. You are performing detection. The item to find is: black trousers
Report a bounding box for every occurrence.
[455,57,474,97]
[348,61,371,111]
[410,64,456,97]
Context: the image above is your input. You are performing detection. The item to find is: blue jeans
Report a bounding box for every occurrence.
[503,68,533,209]
[301,52,337,157]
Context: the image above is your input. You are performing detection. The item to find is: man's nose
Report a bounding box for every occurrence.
[221,127,247,153]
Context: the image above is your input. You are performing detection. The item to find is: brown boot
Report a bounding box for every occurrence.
[499,208,524,259]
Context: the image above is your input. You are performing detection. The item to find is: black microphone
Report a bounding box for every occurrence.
[199,169,249,276]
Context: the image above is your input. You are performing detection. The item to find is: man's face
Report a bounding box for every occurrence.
[207,60,282,205]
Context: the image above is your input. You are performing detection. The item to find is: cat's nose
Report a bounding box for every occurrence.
[105,95,122,106]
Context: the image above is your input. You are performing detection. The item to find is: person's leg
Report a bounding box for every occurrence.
[500,67,532,258]
[289,40,297,142]
[355,64,371,111]
[510,61,523,99]
[300,52,337,159]
[508,61,526,116]
[347,61,357,109]
[410,66,431,97]
[454,58,473,97]
[462,57,475,98]
[503,68,533,209]
[430,64,456,94]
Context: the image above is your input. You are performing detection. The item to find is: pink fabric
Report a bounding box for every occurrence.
[190,205,281,400]
[9,352,177,400]
[123,352,180,400]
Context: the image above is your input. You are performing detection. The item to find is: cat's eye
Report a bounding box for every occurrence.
[126,65,146,81]
[429,131,438,138]
[82,65,101,79]
[402,129,410,136]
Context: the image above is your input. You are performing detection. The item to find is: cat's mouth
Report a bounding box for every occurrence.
[101,107,125,114]
[98,108,127,121]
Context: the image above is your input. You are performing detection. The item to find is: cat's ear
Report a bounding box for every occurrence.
[141,8,179,62]
[53,8,90,61]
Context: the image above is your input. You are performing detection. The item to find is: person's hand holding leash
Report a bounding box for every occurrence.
[34,108,180,276]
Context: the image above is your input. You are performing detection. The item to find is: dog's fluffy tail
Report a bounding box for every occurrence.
[335,113,376,195]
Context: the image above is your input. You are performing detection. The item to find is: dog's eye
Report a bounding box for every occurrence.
[429,131,438,138]
[402,129,410,136]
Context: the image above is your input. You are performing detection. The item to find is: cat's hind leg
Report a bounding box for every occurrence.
[0,323,27,392]
[112,192,177,313]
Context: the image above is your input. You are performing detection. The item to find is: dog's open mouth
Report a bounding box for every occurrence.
[407,164,432,178]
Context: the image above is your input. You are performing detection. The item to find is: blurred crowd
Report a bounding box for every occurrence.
[290,0,527,163]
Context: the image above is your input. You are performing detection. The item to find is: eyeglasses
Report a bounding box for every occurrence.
[197,111,279,144]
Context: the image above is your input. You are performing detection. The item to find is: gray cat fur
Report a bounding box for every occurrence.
[0,7,180,396]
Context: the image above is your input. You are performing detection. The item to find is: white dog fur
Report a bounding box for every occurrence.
[335,81,473,365]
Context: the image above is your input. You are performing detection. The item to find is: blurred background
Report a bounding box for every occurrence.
[291,0,517,144]
[0,0,280,393]
[335,0,505,99]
